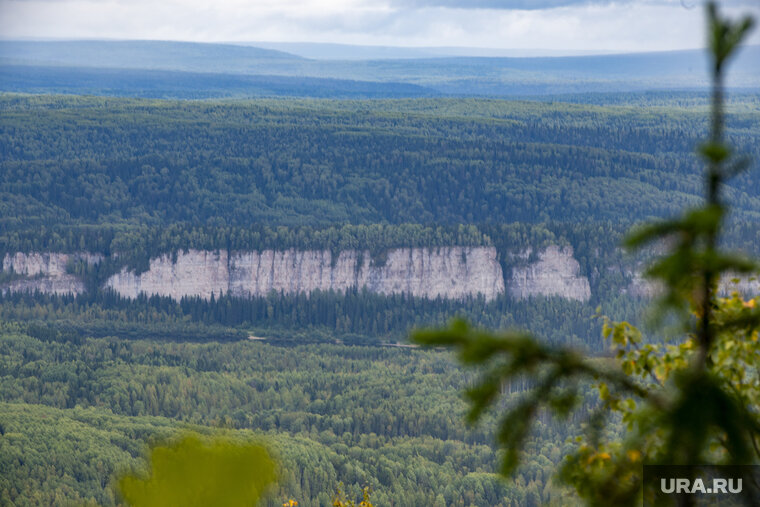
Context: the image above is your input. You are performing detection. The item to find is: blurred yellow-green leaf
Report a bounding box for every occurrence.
[117,434,276,507]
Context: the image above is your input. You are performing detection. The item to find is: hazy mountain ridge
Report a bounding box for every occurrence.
[2,40,758,98]
[0,64,437,99]
[231,41,622,60]
[0,40,303,70]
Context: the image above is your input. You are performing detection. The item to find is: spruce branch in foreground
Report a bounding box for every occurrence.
[413,2,757,505]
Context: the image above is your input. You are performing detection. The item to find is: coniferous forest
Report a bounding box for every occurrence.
[2,11,760,503]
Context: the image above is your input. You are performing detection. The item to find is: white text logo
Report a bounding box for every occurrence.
[660,478,742,494]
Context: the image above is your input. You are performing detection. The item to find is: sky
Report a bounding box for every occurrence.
[1,0,759,53]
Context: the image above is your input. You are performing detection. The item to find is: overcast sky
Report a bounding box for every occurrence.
[1,0,759,52]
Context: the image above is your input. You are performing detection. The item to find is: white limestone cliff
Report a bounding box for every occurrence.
[105,247,506,301]
[624,269,760,299]
[1,252,103,295]
[105,250,230,300]
[508,245,591,302]
[2,246,597,303]
[719,274,760,296]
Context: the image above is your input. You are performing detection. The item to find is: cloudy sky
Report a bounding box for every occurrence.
[1,0,759,53]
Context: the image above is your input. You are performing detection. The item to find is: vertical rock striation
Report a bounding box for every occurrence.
[106,247,505,301]
[105,250,230,300]
[508,245,591,302]
[1,252,102,295]
[2,246,597,302]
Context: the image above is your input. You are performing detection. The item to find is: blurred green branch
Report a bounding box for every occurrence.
[412,2,758,505]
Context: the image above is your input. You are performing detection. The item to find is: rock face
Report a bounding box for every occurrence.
[719,275,760,296]
[508,246,591,302]
[2,246,597,302]
[105,250,230,300]
[105,247,506,301]
[625,269,760,298]
[624,269,662,298]
[1,252,102,295]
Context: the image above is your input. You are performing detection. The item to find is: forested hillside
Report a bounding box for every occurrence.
[0,324,601,506]
[0,65,437,100]
[2,93,759,346]
[2,90,759,506]
[2,94,759,232]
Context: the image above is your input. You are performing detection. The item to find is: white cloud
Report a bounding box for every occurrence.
[0,0,758,51]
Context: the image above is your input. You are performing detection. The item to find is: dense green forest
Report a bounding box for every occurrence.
[2,91,759,505]
[0,65,437,100]
[0,324,600,506]
[2,94,759,234]
[0,287,635,349]
[2,92,759,296]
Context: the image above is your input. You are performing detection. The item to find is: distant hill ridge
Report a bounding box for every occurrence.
[0,39,304,66]
[1,40,758,98]
[0,64,437,99]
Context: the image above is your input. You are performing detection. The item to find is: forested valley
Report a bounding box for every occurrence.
[1,91,759,505]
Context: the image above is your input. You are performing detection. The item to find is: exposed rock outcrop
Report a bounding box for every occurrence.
[508,245,591,302]
[1,252,102,295]
[719,275,760,296]
[105,247,506,301]
[2,246,599,303]
[624,269,662,298]
[105,250,230,300]
[623,268,760,298]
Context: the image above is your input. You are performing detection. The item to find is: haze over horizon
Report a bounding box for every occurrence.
[0,38,714,60]
[2,0,760,54]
